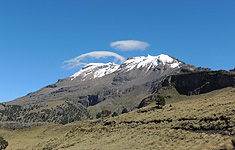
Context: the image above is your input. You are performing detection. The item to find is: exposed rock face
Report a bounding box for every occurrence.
[157,70,235,95]
[139,70,235,108]
[78,95,104,107]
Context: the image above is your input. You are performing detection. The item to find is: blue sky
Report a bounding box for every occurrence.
[0,0,234,102]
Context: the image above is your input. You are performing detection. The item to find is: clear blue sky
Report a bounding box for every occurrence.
[0,0,234,102]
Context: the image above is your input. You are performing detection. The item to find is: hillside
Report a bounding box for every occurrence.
[0,87,235,149]
[0,101,90,125]
[139,70,235,108]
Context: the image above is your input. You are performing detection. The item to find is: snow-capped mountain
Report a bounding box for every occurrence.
[71,54,182,81]
[9,54,209,118]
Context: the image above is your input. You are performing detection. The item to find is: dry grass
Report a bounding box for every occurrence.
[1,87,235,150]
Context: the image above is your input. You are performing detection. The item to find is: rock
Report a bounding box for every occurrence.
[138,70,235,108]
[78,95,103,107]
[45,84,57,88]
[230,68,235,72]
[156,70,235,95]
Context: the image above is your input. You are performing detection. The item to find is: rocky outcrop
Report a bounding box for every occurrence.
[138,70,235,108]
[230,68,235,72]
[156,70,235,95]
[78,95,104,107]
[112,75,136,85]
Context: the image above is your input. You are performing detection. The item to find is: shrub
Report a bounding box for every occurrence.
[122,108,128,114]
[155,95,166,108]
[101,110,112,117]
[96,110,112,119]
[112,112,118,117]
[0,136,8,149]
[96,112,102,119]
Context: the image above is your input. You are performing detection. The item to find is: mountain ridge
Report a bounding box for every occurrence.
[5,54,211,119]
[69,54,182,82]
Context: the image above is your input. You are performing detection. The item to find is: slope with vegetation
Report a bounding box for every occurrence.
[0,87,235,149]
[0,101,90,125]
[139,70,235,107]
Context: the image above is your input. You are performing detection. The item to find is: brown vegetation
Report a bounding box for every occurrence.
[0,87,235,149]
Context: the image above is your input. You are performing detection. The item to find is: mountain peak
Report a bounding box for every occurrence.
[71,54,182,81]
[121,54,181,72]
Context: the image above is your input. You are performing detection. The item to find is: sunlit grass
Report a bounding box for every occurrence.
[1,87,235,149]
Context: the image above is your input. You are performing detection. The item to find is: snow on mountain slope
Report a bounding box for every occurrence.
[120,54,181,72]
[71,63,119,80]
[71,54,182,81]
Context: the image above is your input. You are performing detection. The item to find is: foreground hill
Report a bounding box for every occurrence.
[1,87,235,149]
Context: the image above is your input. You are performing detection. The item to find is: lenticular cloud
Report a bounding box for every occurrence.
[63,51,126,69]
[110,40,150,51]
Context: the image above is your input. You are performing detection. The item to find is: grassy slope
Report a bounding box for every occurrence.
[87,85,149,117]
[1,87,235,150]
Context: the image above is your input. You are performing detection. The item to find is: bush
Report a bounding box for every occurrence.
[96,110,112,119]
[101,110,112,116]
[122,108,128,114]
[96,112,102,119]
[155,95,166,108]
[112,112,118,117]
[0,136,8,149]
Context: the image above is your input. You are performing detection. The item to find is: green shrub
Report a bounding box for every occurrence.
[122,108,128,114]
[0,136,8,149]
[96,110,112,119]
[96,112,102,119]
[112,112,118,117]
[155,95,166,108]
[101,110,112,116]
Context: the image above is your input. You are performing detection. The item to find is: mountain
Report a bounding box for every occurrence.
[2,54,235,149]
[70,54,182,82]
[6,54,210,119]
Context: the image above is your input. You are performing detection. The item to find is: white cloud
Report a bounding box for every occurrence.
[63,51,126,69]
[110,40,150,51]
